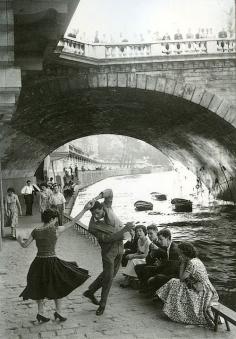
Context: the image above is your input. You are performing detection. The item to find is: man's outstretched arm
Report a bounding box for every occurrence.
[90,222,134,243]
[93,189,113,208]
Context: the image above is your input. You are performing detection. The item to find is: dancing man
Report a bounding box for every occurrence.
[83,189,133,315]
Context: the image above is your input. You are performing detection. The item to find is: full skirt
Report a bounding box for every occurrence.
[20,256,90,300]
[122,258,146,277]
[157,278,218,327]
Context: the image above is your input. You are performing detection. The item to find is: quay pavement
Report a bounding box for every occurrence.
[0,209,236,339]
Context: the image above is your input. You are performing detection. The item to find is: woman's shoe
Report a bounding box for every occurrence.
[36,314,50,323]
[54,312,67,322]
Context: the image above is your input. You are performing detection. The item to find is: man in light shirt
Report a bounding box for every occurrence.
[21,180,38,216]
[49,184,66,226]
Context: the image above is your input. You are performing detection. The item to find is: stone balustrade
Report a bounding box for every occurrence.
[57,37,236,61]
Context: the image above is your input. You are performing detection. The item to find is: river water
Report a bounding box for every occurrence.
[71,171,236,311]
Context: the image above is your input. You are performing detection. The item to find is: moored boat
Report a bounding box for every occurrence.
[134,200,153,211]
[151,192,167,201]
[171,198,192,212]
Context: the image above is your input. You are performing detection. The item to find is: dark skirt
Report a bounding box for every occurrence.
[20,256,90,300]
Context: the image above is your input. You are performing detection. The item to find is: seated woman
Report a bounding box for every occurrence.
[156,242,219,328]
[121,227,139,267]
[120,225,150,287]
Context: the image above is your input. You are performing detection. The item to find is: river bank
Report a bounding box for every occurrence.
[70,171,236,311]
[0,210,235,339]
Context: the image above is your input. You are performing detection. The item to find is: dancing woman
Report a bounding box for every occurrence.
[17,205,91,323]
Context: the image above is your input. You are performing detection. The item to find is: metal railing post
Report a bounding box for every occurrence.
[0,160,4,250]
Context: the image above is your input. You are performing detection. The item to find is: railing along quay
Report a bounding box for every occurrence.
[56,37,236,62]
[63,214,98,246]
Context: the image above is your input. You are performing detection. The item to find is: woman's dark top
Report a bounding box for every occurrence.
[124,236,138,253]
[31,224,57,257]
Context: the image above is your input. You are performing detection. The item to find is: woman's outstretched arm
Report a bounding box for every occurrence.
[17,234,34,248]
[57,201,93,234]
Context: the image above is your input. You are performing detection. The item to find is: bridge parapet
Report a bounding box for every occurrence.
[56,37,236,64]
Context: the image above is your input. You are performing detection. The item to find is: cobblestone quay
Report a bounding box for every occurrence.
[0,212,235,339]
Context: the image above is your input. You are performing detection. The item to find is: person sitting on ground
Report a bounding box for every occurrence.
[156,242,219,328]
[122,226,139,267]
[147,228,180,296]
[120,224,151,288]
[135,224,166,293]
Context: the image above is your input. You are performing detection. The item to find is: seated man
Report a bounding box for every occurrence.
[135,224,165,293]
[147,228,180,295]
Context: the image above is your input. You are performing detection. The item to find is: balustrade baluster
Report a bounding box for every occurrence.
[61,37,235,60]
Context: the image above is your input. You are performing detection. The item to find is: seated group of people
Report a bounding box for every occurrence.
[120,224,219,327]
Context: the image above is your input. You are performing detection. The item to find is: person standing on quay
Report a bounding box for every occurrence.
[21,180,38,216]
[83,189,133,316]
[17,206,91,323]
[49,184,66,225]
[39,183,52,221]
[5,187,22,239]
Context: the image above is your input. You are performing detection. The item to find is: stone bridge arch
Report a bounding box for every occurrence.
[1,72,236,201]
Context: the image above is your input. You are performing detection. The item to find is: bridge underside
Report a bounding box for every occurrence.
[1,79,236,201]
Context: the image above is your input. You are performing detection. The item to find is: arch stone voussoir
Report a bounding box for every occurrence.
[208,94,222,113]
[225,107,236,127]
[155,77,166,92]
[58,73,235,129]
[200,91,214,108]
[191,87,205,104]
[216,100,231,118]
[127,72,136,88]
[98,73,108,87]
[182,83,195,101]
[164,79,176,95]
[108,73,118,87]
[173,81,185,97]
[117,73,127,87]
[88,74,98,88]
[136,74,147,89]
[146,75,157,91]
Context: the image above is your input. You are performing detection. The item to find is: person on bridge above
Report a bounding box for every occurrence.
[156,242,219,328]
[174,29,183,40]
[186,28,194,39]
[5,187,22,239]
[17,206,91,323]
[83,189,133,316]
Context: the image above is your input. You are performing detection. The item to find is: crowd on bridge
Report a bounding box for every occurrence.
[67,26,234,44]
[10,186,221,330]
